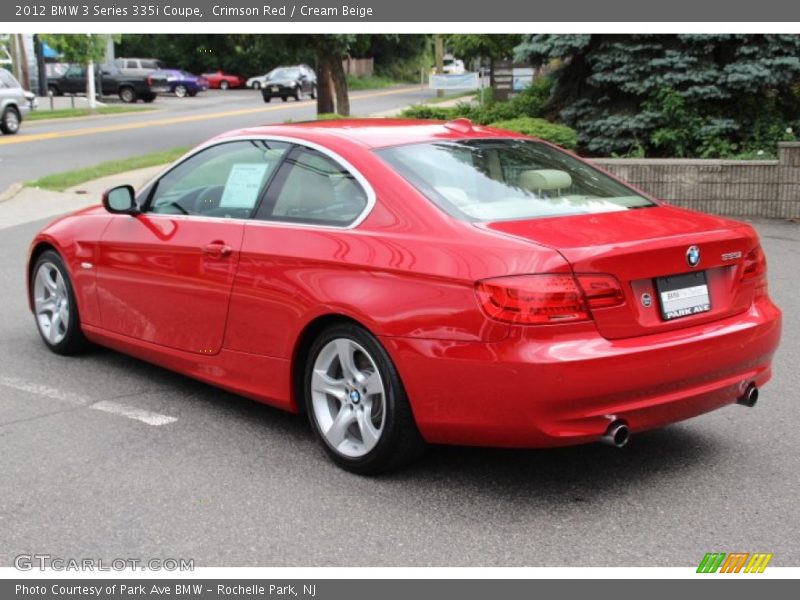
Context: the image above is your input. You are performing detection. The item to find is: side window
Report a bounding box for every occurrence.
[65,65,85,78]
[0,70,16,88]
[126,60,137,69]
[147,140,291,219]
[141,60,157,70]
[264,147,369,226]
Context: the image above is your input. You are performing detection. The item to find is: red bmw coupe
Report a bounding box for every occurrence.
[27,119,782,473]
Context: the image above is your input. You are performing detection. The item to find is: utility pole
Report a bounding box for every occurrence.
[434,34,444,98]
[86,34,97,111]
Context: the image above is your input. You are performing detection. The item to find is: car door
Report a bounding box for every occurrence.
[61,65,85,94]
[95,139,292,355]
[224,144,372,358]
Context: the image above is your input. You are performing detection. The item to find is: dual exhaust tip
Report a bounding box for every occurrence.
[600,382,759,448]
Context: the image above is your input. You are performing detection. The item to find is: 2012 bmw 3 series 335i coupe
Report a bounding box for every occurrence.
[27,119,782,473]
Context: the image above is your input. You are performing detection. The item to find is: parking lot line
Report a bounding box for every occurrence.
[0,375,177,427]
[90,400,178,426]
[0,87,418,147]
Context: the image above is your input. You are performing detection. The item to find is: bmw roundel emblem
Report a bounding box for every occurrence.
[641,293,652,308]
[686,245,701,268]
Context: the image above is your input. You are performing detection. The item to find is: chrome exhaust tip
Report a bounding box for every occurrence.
[601,421,630,448]
[737,383,759,408]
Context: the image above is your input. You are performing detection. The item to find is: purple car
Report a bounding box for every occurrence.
[146,69,208,98]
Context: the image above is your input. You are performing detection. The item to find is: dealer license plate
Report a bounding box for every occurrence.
[271,86,279,92]
[655,271,712,321]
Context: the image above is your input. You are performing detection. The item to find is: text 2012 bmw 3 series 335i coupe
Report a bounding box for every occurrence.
[27,119,782,473]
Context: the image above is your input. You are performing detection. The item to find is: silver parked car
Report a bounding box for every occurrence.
[0,68,34,135]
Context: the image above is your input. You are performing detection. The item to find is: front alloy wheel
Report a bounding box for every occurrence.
[174,85,187,98]
[31,251,88,355]
[305,324,426,473]
[219,80,229,90]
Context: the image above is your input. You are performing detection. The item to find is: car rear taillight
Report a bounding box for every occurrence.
[147,75,152,85]
[475,273,624,325]
[741,245,768,297]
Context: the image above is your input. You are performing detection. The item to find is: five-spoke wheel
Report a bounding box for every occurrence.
[305,323,426,473]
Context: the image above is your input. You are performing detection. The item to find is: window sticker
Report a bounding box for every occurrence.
[219,163,269,208]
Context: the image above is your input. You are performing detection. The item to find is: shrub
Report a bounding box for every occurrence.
[489,117,578,149]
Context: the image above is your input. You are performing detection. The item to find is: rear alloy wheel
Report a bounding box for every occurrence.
[305,324,427,474]
[1,107,20,135]
[31,251,89,355]
[295,87,304,101]
[174,84,188,98]
[118,87,136,103]
[219,80,230,90]
[253,81,261,90]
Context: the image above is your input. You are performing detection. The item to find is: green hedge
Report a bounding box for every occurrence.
[489,118,579,149]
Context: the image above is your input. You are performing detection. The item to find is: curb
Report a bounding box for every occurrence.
[0,182,24,203]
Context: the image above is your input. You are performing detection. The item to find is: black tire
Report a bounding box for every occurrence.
[30,250,90,355]
[281,96,287,102]
[219,80,230,90]
[295,87,303,101]
[118,86,136,103]
[310,84,317,99]
[48,84,61,97]
[142,94,156,103]
[252,81,261,90]
[304,323,427,474]
[262,95,271,103]
[0,106,21,135]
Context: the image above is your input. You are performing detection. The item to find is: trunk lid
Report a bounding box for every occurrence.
[484,205,760,339]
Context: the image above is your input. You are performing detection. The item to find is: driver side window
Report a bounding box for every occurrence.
[147,140,290,219]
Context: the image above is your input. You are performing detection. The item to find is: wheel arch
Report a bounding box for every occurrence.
[27,241,60,312]
[290,313,373,413]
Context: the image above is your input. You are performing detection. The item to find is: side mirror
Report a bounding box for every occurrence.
[102,185,139,215]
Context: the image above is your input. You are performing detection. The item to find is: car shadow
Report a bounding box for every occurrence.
[81,346,729,502]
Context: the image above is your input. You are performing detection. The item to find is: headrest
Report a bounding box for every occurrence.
[518,169,572,192]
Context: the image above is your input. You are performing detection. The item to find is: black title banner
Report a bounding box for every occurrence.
[4,0,800,22]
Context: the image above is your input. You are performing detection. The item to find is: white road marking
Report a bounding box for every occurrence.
[0,375,177,426]
[89,400,178,426]
[0,375,86,406]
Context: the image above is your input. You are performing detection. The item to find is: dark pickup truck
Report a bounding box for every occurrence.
[47,63,157,103]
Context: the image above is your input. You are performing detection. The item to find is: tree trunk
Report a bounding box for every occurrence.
[315,53,335,115]
[329,56,350,116]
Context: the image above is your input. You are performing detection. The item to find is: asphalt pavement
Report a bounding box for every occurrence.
[0,86,436,193]
[0,211,798,567]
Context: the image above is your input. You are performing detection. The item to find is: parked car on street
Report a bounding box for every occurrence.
[26,119,781,474]
[114,57,166,78]
[260,65,317,102]
[147,69,208,97]
[0,68,34,135]
[202,70,246,90]
[47,63,157,103]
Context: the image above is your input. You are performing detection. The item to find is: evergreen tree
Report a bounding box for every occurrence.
[515,34,800,157]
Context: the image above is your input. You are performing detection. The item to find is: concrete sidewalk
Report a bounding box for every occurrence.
[0,165,163,230]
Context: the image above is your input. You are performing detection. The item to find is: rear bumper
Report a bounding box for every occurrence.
[381,297,782,448]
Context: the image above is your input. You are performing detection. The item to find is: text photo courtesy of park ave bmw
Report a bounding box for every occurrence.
[1,0,800,591]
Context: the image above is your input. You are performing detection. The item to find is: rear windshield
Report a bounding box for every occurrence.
[377,139,654,221]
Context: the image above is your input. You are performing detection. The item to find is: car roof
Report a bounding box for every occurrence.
[215,118,526,150]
